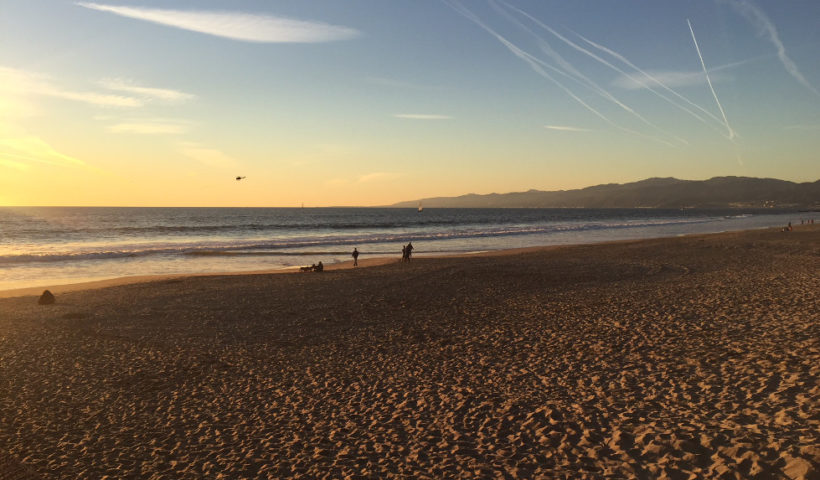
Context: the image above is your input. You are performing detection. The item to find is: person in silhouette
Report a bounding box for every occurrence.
[405,242,414,262]
[401,245,407,263]
[315,261,324,272]
[352,248,359,267]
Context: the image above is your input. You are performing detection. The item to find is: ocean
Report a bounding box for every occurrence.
[0,207,804,291]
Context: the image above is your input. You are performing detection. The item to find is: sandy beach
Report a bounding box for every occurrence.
[1,226,818,479]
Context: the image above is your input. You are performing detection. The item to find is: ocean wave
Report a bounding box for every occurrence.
[1,219,479,238]
[0,217,715,265]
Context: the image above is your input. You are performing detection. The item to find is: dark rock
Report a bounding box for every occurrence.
[38,290,55,305]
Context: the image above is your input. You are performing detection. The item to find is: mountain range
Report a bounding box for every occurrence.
[390,177,820,209]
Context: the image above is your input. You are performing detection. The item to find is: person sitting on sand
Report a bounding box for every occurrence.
[315,261,323,272]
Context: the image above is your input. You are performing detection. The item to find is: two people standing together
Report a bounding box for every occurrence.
[351,242,413,267]
[400,242,413,263]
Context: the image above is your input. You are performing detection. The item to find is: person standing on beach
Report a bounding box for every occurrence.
[401,245,407,263]
[352,248,359,267]
[406,242,413,262]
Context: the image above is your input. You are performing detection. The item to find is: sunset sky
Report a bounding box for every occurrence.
[1,0,819,206]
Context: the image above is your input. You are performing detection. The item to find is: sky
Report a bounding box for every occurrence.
[1,0,819,207]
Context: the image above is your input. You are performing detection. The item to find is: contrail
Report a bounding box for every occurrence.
[502,1,731,139]
[443,0,677,147]
[723,0,819,97]
[490,0,685,145]
[442,2,610,126]
[687,19,736,140]
[570,29,732,139]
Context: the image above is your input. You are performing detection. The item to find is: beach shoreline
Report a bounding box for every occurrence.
[0,226,779,300]
[1,225,818,478]
[1,207,806,297]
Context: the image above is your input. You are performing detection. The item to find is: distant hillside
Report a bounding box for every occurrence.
[391,177,820,209]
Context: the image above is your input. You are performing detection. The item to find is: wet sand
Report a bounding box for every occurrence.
[1,226,818,479]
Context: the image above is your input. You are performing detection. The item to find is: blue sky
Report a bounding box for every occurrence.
[1,1,818,206]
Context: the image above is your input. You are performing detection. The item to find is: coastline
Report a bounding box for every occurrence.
[1,207,805,296]
[0,256,402,299]
[1,225,818,478]
[0,225,782,300]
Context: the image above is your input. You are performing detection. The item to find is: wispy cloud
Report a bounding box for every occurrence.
[687,20,736,140]
[393,114,452,120]
[612,70,728,90]
[612,52,772,91]
[0,135,85,168]
[108,120,190,135]
[544,125,591,132]
[0,158,28,171]
[177,142,237,167]
[358,172,401,183]
[99,78,195,103]
[77,3,360,43]
[723,0,819,97]
[0,66,141,108]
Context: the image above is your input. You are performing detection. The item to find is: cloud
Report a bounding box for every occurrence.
[0,66,141,108]
[393,114,452,120]
[0,135,85,168]
[99,78,195,103]
[358,172,401,183]
[77,3,361,43]
[544,125,591,132]
[612,70,730,90]
[0,157,29,171]
[723,0,819,97]
[108,120,190,135]
[177,142,237,167]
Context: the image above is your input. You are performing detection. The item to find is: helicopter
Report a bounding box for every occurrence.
[235,176,246,181]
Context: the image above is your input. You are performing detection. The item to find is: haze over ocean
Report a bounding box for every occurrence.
[0,206,804,291]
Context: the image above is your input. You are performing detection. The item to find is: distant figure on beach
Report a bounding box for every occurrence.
[352,248,359,267]
[315,261,324,272]
[401,245,407,262]
[405,242,414,262]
